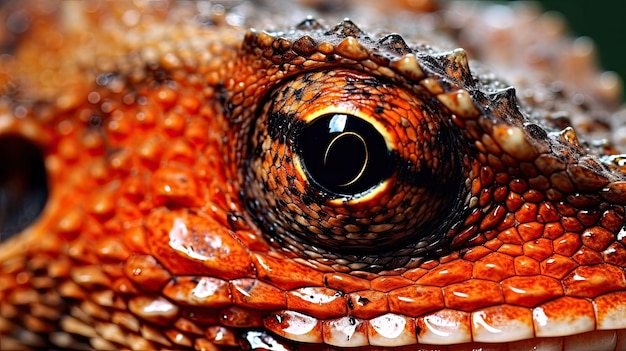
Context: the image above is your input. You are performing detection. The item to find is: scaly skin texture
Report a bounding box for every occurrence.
[2,1,626,350]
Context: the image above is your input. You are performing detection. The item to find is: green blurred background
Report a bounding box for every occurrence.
[506,0,624,98]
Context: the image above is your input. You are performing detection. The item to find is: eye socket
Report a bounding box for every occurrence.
[297,113,392,197]
[243,69,465,271]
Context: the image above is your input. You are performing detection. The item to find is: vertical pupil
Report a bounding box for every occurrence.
[323,131,367,186]
[297,113,391,196]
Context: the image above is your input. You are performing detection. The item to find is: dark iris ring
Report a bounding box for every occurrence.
[296,112,393,198]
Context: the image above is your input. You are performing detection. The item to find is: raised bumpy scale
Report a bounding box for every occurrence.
[1,1,626,350]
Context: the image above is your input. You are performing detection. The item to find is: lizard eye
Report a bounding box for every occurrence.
[244,69,466,271]
[297,112,393,197]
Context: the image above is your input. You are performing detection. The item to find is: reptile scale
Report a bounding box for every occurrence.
[1,0,626,350]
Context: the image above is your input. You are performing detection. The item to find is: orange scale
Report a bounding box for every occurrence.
[368,313,418,347]
[517,222,544,241]
[252,253,325,291]
[94,237,131,262]
[122,255,172,293]
[147,210,254,279]
[57,137,80,162]
[115,198,143,224]
[577,210,602,228]
[497,227,523,245]
[603,242,626,266]
[538,202,561,222]
[153,86,179,110]
[204,326,238,347]
[184,119,210,148]
[161,139,196,166]
[563,264,626,298]
[128,295,179,326]
[515,203,538,224]
[235,230,272,253]
[135,108,158,129]
[219,306,264,328]
[502,191,523,211]
[572,246,604,265]
[552,232,582,256]
[493,186,509,203]
[81,131,106,155]
[70,265,111,289]
[322,316,369,347]
[122,225,150,255]
[347,290,390,319]
[108,148,133,175]
[177,93,201,114]
[461,245,492,262]
[595,291,626,330]
[106,113,133,141]
[416,260,473,287]
[286,287,348,319]
[120,175,147,200]
[497,243,523,257]
[480,166,495,185]
[532,297,595,337]
[388,285,444,317]
[137,137,165,168]
[472,252,516,282]
[501,275,563,307]
[561,216,584,232]
[324,273,371,293]
[173,317,204,336]
[162,112,186,136]
[162,276,231,308]
[67,235,102,263]
[442,279,503,311]
[509,178,528,194]
[542,222,564,239]
[179,307,220,326]
[522,189,544,203]
[471,178,482,196]
[150,166,201,207]
[522,238,553,261]
[87,190,116,219]
[111,276,139,295]
[402,267,428,281]
[416,309,471,345]
[495,171,511,185]
[471,304,534,343]
[581,226,617,251]
[540,254,578,279]
[264,310,324,344]
[371,276,413,292]
[483,237,503,251]
[463,208,483,227]
[600,208,626,232]
[479,204,506,231]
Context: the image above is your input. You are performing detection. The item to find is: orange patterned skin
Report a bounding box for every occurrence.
[1,1,626,350]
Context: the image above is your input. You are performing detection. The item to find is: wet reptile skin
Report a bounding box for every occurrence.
[2,0,626,350]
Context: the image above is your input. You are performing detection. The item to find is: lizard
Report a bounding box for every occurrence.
[1,0,626,350]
